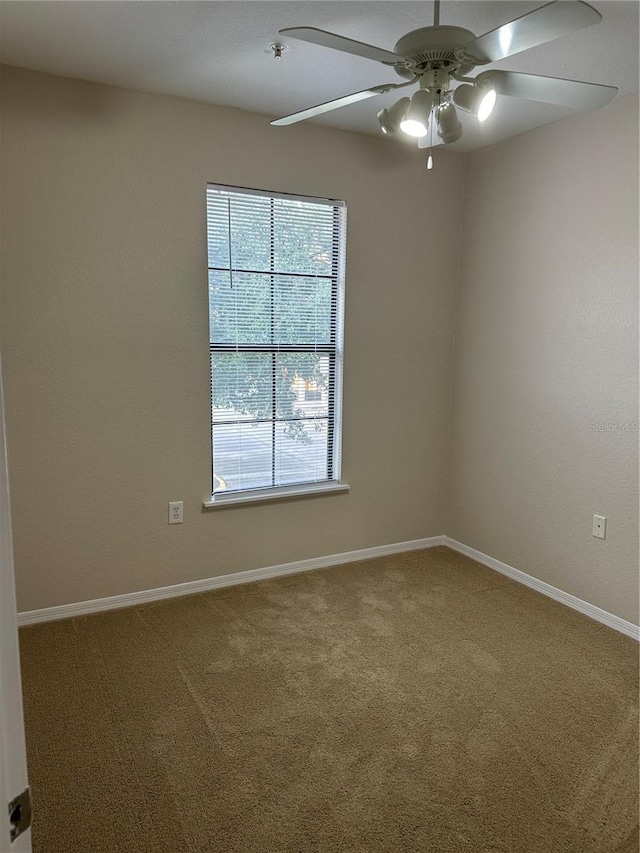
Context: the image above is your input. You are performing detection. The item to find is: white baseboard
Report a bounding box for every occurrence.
[17,534,639,641]
[17,536,446,626]
[444,537,640,642]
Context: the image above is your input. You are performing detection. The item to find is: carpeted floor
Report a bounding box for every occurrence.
[18,546,639,853]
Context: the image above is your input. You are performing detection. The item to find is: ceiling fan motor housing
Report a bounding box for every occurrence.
[393,26,476,74]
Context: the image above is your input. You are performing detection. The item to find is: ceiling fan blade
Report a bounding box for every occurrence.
[477,69,617,110]
[462,1,602,64]
[280,26,404,65]
[271,85,393,126]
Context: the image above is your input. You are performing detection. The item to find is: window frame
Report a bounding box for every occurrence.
[204,184,348,508]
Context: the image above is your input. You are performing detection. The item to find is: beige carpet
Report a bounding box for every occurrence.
[19,546,639,853]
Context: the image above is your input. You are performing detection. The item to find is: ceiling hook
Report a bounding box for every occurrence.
[269,43,287,60]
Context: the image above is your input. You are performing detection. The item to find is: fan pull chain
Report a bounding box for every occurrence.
[426,106,434,171]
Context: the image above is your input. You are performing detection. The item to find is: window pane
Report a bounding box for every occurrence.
[275,353,329,420]
[275,419,328,486]
[272,199,335,276]
[229,194,271,272]
[213,422,273,493]
[273,276,333,345]
[209,271,270,344]
[207,192,271,272]
[206,194,230,270]
[211,353,272,423]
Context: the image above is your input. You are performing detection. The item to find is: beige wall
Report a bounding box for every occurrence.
[0,67,465,611]
[2,67,638,624]
[446,95,639,624]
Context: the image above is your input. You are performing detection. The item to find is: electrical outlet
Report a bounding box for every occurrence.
[169,501,183,524]
[592,514,606,540]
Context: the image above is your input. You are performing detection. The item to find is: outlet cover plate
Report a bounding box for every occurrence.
[592,514,606,539]
[169,501,184,524]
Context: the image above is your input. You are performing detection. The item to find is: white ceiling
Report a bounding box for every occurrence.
[1,1,637,152]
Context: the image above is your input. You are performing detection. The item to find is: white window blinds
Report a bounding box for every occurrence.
[206,184,346,497]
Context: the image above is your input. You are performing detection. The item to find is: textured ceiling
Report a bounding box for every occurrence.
[0,1,638,152]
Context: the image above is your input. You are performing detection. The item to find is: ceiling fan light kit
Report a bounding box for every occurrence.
[436,102,463,144]
[399,89,434,137]
[271,1,618,167]
[452,83,497,122]
[377,97,411,135]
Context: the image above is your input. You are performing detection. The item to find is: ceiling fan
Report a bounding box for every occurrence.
[270,0,617,153]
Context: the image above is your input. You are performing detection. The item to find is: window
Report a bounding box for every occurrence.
[205,184,347,505]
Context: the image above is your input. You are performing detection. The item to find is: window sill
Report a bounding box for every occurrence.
[203,481,350,509]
